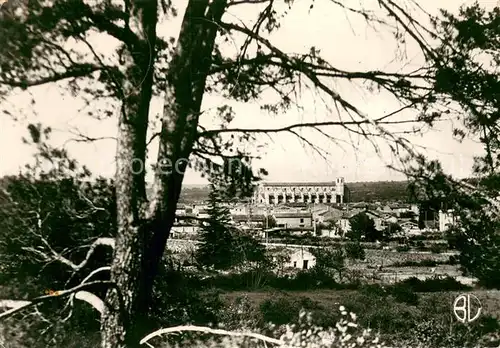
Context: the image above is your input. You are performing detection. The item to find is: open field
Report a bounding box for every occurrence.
[347,249,476,284]
[362,249,455,265]
[167,239,472,285]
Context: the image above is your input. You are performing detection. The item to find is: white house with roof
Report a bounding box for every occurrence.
[285,249,316,270]
[400,221,421,235]
[274,211,313,228]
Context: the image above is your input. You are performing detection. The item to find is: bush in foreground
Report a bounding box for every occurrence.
[143,308,388,348]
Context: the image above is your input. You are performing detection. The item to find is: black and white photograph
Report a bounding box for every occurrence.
[0,0,499,347]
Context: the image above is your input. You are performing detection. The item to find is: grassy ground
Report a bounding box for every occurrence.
[361,249,454,265]
[220,289,500,319]
[346,249,475,284]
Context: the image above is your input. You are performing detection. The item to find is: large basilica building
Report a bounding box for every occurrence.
[253,178,347,205]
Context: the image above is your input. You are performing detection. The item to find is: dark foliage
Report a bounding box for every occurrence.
[390,283,419,305]
[150,262,224,328]
[398,276,472,292]
[196,184,237,270]
[344,242,366,260]
[259,295,322,326]
[395,244,411,252]
[347,212,382,242]
[407,3,500,289]
[201,267,344,292]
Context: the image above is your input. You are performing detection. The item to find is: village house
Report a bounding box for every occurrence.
[318,228,343,238]
[229,203,249,215]
[170,225,200,239]
[285,249,316,270]
[400,220,421,236]
[314,206,343,224]
[276,202,309,209]
[231,214,267,228]
[274,212,313,228]
[190,203,209,216]
[176,204,187,216]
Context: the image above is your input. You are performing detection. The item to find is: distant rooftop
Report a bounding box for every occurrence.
[260,182,339,187]
[232,214,266,222]
[274,212,313,218]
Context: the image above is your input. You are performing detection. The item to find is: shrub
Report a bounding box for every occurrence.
[340,293,421,335]
[214,291,500,348]
[202,269,277,291]
[293,268,340,290]
[396,244,410,252]
[218,295,261,330]
[259,295,321,325]
[359,283,388,298]
[390,283,419,305]
[398,276,472,292]
[403,315,500,348]
[151,264,223,327]
[414,240,426,250]
[392,259,439,267]
[147,308,390,348]
[202,267,345,292]
[344,242,366,260]
[429,243,447,254]
[278,308,388,348]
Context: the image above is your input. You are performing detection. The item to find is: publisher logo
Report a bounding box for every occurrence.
[453,294,482,323]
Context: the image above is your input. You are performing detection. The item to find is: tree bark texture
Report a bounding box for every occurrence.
[100,0,157,346]
[101,1,227,347]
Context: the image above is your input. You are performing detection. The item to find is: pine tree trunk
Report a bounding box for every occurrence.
[141,0,228,314]
[100,0,157,346]
[100,1,227,347]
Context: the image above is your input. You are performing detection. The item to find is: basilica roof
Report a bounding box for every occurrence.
[259,182,338,187]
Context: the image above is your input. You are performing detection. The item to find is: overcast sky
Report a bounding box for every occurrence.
[0,0,495,184]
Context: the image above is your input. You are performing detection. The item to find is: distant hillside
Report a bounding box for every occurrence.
[178,185,213,203]
[0,175,410,204]
[347,181,410,203]
[179,180,411,203]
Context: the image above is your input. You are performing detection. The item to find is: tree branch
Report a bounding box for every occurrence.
[74,291,105,315]
[62,266,111,320]
[22,237,115,273]
[140,325,286,347]
[0,64,104,89]
[0,280,114,321]
[198,118,420,138]
[80,4,141,48]
[227,0,270,7]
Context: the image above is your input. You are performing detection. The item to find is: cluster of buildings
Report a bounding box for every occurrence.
[169,178,462,269]
[171,178,458,239]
